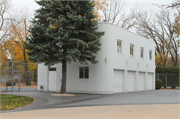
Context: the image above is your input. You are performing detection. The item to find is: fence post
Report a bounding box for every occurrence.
[18,63,21,92]
[11,62,14,92]
[165,74,167,89]
[157,74,159,80]
[29,71,30,86]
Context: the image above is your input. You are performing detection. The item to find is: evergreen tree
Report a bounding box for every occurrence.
[24,0,104,93]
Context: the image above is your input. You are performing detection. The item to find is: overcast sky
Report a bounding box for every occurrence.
[11,0,173,14]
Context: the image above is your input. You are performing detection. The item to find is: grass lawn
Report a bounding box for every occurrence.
[0,94,34,111]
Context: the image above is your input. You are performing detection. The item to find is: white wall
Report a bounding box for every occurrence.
[56,64,62,92]
[97,23,156,93]
[38,64,62,92]
[38,22,156,94]
[38,64,48,91]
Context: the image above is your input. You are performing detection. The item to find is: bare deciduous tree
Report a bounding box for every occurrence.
[101,0,141,30]
[135,10,178,66]
[0,0,12,43]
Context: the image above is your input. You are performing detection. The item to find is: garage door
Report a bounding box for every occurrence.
[127,71,135,92]
[138,72,145,91]
[113,70,123,93]
[147,73,153,90]
[49,69,56,91]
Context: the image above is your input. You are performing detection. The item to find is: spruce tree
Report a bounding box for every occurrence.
[24,0,104,94]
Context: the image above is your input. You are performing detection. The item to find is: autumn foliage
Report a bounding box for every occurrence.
[94,0,109,21]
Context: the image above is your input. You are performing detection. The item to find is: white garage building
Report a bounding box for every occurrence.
[38,22,156,94]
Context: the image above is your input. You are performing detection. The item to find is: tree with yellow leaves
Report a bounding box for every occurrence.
[1,11,37,81]
[94,0,109,21]
[155,53,168,66]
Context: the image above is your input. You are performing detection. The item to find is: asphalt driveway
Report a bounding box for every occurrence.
[1,90,180,113]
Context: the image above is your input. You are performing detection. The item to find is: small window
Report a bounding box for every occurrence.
[149,50,152,60]
[79,67,89,79]
[140,47,144,58]
[130,44,134,56]
[49,67,56,71]
[117,39,122,53]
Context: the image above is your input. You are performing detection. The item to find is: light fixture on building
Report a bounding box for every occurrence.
[105,57,109,62]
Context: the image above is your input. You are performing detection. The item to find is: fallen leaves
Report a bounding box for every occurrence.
[0,94,34,110]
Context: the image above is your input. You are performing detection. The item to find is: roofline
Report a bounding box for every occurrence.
[98,22,155,44]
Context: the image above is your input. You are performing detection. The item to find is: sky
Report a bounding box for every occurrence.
[11,0,174,18]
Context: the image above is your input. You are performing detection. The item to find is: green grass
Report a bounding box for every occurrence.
[0,94,34,111]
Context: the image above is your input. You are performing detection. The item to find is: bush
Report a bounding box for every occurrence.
[156,79,163,89]
[33,78,37,82]
[157,74,179,88]
[25,79,31,86]
[156,66,179,74]
[171,84,176,89]
[14,79,18,83]
[6,80,15,86]
[33,69,37,82]
[20,79,25,83]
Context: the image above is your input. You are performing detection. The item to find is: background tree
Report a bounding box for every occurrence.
[24,0,104,94]
[100,0,141,30]
[135,9,178,66]
[161,0,180,8]
[9,16,30,78]
[94,0,109,21]
[0,0,11,43]
[0,7,37,81]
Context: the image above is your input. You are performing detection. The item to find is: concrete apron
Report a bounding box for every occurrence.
[1,104,180,119]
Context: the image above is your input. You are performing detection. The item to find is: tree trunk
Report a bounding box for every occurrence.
[24,18,29,80]
[60,60,67,94]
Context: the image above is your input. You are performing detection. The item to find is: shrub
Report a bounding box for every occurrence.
[6,80,15,86]
[20,79,25,83]
[171,84,176,89]
[156,79,163,89]
[33,69,37,82]
[14,79,18,83]
[157,74,179,88]
[25,79,31,86]
[156,66,179,74]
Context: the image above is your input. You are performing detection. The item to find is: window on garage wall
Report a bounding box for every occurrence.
[49,67,56,71]
[149,50,152,60]
[130,44,134,56]
[140,47,144,58]
[117,39,122,53]
[79,67,89,79]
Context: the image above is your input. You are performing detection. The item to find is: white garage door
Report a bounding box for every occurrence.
[127,71,135,92]
[138,72,145,91]
[49,70,56,91]
[113,70,123,93]
[147,73,153,90]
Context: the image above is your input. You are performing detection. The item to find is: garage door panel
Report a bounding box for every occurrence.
[147,73,153,90]
[127,71,135,92]
[138,72,145,91]
[113,70,123,93]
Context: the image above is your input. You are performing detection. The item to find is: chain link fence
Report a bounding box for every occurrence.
[156,74,180,89]
[0,61,37,92]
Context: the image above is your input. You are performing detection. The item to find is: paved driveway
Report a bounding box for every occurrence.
[1,90,180,112]
[1,90,180,119]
